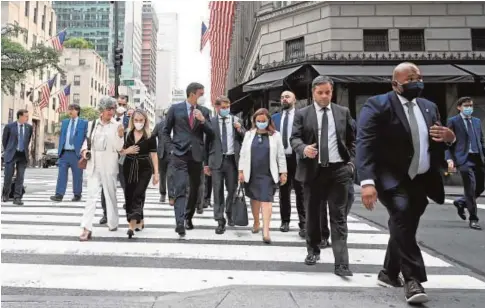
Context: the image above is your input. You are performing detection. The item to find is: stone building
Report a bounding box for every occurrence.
[227,1,485,130]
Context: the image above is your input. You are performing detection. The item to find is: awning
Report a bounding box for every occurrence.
[243,65,303,92]
[453,65,485,79]
[311,65,475,83]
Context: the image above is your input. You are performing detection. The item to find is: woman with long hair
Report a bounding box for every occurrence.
[120,109,159,238]
[238,108,287,243]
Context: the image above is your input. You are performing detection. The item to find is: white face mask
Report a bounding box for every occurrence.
[197,96,206,105]
[117,106,126,114]
[134,122,144,131]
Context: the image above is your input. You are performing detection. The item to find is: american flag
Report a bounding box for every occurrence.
[208,1,236,106]
[108,83,115,96]
[200,22,209,52]
[57,84,71,113]
[38,75,57,110]
[52,30,67,52]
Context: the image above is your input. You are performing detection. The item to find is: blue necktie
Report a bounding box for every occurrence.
[69,119,75,146]
[18,124,25,152]
[466,119,479,153]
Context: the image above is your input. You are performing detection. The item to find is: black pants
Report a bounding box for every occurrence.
[304,163,352,265]
[320,179,355,240]
[102,163,125,216]
[204,174,212,201]
[2,152,27,199]
[279,153,305,229]
[123,158,152,223]
[379,174,429,283]
[212,155,238,222]
[456,154,484,222]
[195,168,205,211]
[158,157,169,196]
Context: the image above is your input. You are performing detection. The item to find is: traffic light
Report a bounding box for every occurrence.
[114,47,123,68]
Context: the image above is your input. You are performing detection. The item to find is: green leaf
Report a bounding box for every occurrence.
[55,107,99,135]
[64,37,95,49]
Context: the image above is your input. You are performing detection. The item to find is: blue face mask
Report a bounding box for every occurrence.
[219,108,230,118]
[256,121,268,130]
[462,107,473,117]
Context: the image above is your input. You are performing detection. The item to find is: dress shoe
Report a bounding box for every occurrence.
[196,208,204,214]
[304,253,320,265]
[404,280,428,304]
[185,219,194,230]
[334,264,353,277]
[123,203,126,210]
[50,195,63,202]
[227,217,235,227]
[72,195,81,202]
[109,227,118,231]
[175,224,186,236]
[215,222,226,234]
[203,199,210,208]
[377,270,404,288]
[279,222,290,232]
[13,199,23,205]
[470,221,482,230]
[262,235,271,244]
[298,229,306,238]
[99,216,107,224]
[79,229,92,241]
[453,200,466,220]
[319,239,331,249]
[160,194,166,203]
[2,194,9,203]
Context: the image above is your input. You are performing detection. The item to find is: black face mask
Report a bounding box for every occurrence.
[399,81,424,101]
[282,102,291,109]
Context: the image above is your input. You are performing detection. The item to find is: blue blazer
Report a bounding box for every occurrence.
[446,115,485,167]
[2,121,33,163]
[58,118,88,157]
[123,113,130,129]
[272,112,282,131]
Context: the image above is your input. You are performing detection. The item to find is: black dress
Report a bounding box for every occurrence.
[245,133,275,202]
[123,131,157,223]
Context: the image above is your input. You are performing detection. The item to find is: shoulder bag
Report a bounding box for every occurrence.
[78,120,96,170]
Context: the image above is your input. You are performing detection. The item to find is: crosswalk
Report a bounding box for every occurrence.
[2,179,485,295]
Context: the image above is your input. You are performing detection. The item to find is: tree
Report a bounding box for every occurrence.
[54,107,99,135]
[1,24,64,94]
[64,37,95,49]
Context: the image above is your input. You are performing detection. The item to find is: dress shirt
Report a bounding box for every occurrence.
[64,117,78,150]
[460,113,478,154]
[219,115,234,155]
[280,108,295,155]
[17,122,25,152]
[314,102,343,164]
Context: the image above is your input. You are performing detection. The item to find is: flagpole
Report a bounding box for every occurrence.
[43,27,67,44]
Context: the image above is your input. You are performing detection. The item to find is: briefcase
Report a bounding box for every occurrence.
[231,184,249,226]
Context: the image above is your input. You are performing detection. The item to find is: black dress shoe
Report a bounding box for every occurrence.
[13,199,23,206]
[215,222,226,234]
[123,203,126,210]
[2,194,9,203]
[160,195,166,203]
[453,200,466,220]
[319,239,331,249]
[404,280,428,304]
[304,254,320,265]
[99,216,107,224]
[72,195,81,202]
[185,219,194,230]
[334,264,353,277]
[196,208,204,214]
[298,229,306,238]
[470,221,482,230]
[279,222,290,232]
[227,217,235,227]
[50,195,63,202]
[377,270,404,288]
[175,224,186,236]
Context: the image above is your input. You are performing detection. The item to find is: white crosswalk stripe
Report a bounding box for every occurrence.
[2,180,485,294]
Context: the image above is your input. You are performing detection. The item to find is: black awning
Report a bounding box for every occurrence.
[311,65,474,83]
[243,65,303,92]
[453,65,485,79]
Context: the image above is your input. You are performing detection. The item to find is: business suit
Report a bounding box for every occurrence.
[356,91,447,284]
[53,117,88,199]
[152,118,169,200]
[163,101,214,229]
[446,114,484,224]
[2,121,32,202]
[205,114,245,227]
[290,102,355,270]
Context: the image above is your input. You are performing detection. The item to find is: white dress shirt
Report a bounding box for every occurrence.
[314,102,343,164]
[219,115,234,155]
[280,108,295,155]
[17,122,25,151]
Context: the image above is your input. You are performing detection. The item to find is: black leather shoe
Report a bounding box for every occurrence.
[13,199,23,206]
[50,195,63,202]
[175,224,186,236]
[2,194,9,203]
[204,199,210,208]
[298,229,306,238]
[227,217,235,227]
[377,270,404,288]
[123,204,126,210]
[319,239,331,249]
[304,254,320,265]
[470,221,482,230]
[215,222,226,234]
[196,208,204,214]
[334,264,353,277]
[453,200,466,220]
[185,219,194,230]
[160,194,166,203]
[72,195,81,202]
[404,280,428,304]
[99,216,107,224]
[279,222,290,232]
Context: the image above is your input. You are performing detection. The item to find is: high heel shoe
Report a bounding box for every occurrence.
[79,229,92,241]
[127,229,134,239]
[135,221,145,231]
[262,236,271,244]
[252,224,260,234]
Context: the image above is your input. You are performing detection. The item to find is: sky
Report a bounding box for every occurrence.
[153,0,211,98]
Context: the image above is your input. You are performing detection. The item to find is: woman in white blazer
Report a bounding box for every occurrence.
[238,108,287,244]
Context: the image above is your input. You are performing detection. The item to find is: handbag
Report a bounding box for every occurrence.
[78,120,96,170]
[231,184,249,226]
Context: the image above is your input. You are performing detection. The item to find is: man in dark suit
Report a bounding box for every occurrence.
[152,113,169,203]
[356,62,455,304]
[446,97,484,230]
[204,95,245,234]
[290,76,355,277]
[163,82,214,235]
[50,104,88,202]
[2,109,33,205]
[272,91,305,238]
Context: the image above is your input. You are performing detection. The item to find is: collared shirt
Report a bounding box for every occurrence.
[185,101,195,117]
[314,102,343,164]
[17,122,25,152]
[280,108,295,155]
[460,113,478,153]
[92,119,118,152]
[64,117,78,150]
[218,114,234,155]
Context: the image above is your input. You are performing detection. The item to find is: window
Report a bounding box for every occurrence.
[23,32,28,44]
[90,95,93,106]
[14,21,19,37]
[49,12,53,36]
[74,75,81,86]
[73,93,80,104]
[25,1,29,17]
[41,5,46,30]
[399,29,425,52]
[274,1,292,9]
[39,69,43,80]
[95,80,98,90]
[20,84,25,99]
[94,98,96,107]
[79,59,86,65]
[52,98,56,110]
[134,98,141,103]
[47,70,51,79]
[91,78,94,87]
[285,37,305,61]
[60,77,67,86]
[65,58,71,65]
[363,29,389,52]
[32,34,37,48]
[471,29,485,51]
[33,1,38,23]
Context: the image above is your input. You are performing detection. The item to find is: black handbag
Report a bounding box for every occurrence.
[231,184,249,226]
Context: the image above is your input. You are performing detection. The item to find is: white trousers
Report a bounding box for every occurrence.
[81,170,119,231]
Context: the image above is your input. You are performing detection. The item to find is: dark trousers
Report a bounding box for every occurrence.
[2,152,27,199]
[204,174,212,201]
[279,153,305,229]
[169,152,203,225]
[379,174,429,283]
[212,155,238,222]
[123,159,152,223]
[320,179,355,240]
[158,157,169,196]
[55,150,83,197]
[456,154,484,222]
[195,168,205,211]
[304,163,352,265]
[102,163,125,216]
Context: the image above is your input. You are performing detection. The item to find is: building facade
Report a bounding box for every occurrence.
[122,78,155,127]
[1,1,59,163]
[121,0,143,80]
[142,1,158,95]
[158,12,179,88]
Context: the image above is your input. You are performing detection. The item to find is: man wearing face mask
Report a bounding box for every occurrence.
[446,97,484,230]
[271,91,305,238]
[163,82,214,236]
[356,62,456,304]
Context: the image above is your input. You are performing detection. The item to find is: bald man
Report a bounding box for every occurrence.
[356,62,455,304]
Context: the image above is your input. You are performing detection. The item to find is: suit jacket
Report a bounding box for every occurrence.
[356,91,446,204]
[238,129,287,184]
[58,118,88,157]
[152,118,168,160]
[272,110,301,161]
[205,114,245,169]
[290,103,356,183]
[163,101,214,163]
[2,121,33,163]
[445,115,485,167]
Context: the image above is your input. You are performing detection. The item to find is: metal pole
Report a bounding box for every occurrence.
[113,1,120,97]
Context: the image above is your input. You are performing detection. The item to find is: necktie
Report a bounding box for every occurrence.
[189,106,195,129]
[319,107,329,166]
[466,118,479,153]
[282,110,289,149]
[221,117,228,154]
[18,124,25,152]
[405,102,420,179]
[69,119,75,146]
